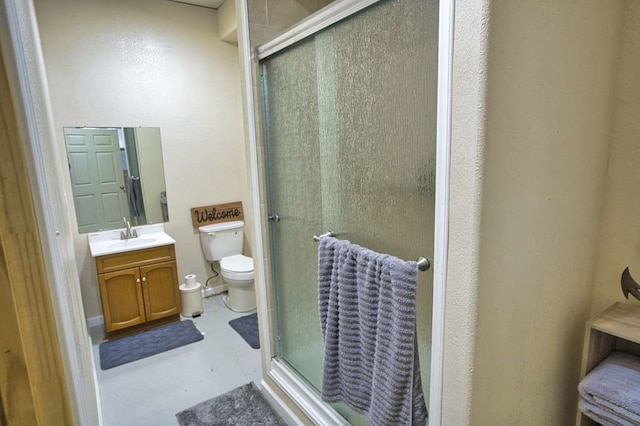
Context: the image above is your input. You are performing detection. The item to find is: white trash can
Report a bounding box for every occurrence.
[179,282,203,317]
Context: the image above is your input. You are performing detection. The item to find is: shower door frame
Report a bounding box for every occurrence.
[238,0,454,423]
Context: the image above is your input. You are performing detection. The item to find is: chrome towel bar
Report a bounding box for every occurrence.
[313,231,431,272]
[313,231,334,242]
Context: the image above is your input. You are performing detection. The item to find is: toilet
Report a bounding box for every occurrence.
[198,220,256,312]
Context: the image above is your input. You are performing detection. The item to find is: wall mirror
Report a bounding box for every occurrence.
[63,127,169,233]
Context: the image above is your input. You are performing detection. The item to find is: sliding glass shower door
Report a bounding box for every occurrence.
[261,0,438,423]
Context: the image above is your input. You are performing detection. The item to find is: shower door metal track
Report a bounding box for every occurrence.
[256,0,384,60]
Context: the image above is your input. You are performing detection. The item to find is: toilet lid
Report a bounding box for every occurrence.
[220,255,253,273]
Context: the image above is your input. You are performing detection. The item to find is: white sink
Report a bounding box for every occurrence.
[107,238,157,250]
[88,224,175,257]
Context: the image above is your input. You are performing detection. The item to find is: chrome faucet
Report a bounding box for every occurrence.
[120,217,138,240]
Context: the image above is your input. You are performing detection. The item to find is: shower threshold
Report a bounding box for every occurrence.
[262,359,349,425]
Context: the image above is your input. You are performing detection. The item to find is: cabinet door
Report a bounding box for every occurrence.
[140,260,181,321]
[99,267,146,332]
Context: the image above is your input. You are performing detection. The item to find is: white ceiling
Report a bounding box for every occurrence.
[167,0,226,9]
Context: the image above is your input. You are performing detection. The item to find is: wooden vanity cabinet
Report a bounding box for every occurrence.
[96,244,181,334]
[98,267,146,331]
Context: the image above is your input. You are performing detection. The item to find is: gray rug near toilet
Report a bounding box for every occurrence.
[175,382,287,426]
[228,313,260,349]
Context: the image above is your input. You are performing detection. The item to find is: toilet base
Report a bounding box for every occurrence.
[223,294,256,313]
[222,277,256,312]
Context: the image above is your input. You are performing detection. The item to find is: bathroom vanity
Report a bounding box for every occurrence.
[89,225,181,335]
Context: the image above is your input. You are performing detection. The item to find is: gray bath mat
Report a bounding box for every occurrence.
[228,313,260,349]
[176,382,287,426]
[99,320,203,370]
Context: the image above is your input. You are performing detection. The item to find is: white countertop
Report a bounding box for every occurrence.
[88,223,176,257]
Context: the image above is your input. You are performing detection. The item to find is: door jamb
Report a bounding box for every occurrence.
[0,1,102,424]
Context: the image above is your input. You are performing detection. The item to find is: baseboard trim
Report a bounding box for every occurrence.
[87,315,104,328]
[261,379,304,426]
[202,283,227,298]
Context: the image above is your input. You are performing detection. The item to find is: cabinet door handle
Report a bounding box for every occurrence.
[136,278,141,283]
[142,276,147,282]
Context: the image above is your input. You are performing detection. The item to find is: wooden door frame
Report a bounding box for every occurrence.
[0,27,72,426]
[1,1,102,424]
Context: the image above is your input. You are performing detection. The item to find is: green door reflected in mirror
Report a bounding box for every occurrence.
[64,127,169,233]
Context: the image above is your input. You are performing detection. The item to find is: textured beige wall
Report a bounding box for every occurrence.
[218,0,238,44]
[591,1,640,316]
[34,0,247,319]
[467,1,624,424]
[442,0,490,423]
[247,0,329,47]
[295,0,334,14]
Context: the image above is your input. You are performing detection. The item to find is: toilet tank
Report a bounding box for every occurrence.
[198,221,244,261]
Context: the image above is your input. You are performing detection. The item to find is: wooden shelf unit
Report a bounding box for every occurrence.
[578,302,640,425]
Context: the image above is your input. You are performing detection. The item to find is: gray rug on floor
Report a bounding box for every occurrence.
[99,320,203,370]
[176,382,287,426]
[228,313,259,349]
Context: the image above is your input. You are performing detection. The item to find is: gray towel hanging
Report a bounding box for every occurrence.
[317,236,427,426]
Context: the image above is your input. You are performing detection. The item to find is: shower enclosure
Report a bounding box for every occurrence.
[256,0,440,423]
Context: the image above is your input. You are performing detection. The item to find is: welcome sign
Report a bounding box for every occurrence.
[190,201,244,228]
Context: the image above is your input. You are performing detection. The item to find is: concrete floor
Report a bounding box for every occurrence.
[90,294,263,426]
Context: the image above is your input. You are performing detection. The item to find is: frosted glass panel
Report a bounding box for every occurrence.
[262,0,438,423]
[263,39,325,387]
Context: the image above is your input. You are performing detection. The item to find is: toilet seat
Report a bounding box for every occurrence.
[220,254,254,281]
